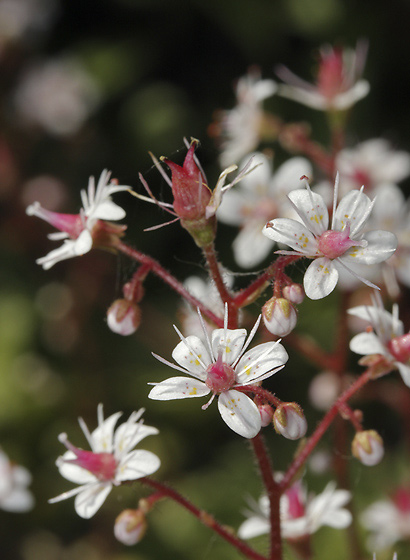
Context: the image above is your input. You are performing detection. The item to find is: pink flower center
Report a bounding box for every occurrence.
[205,355,236,394]
[317,49,345,100]
[317,224,361,259]
[59,433,117,481]
[285,483,305,519]
[387,333,410,364]
[27,202,85,239]
[392,488,410,513]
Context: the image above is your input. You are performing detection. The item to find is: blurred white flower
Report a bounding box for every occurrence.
[238,481,351,540]
[217,153,312,268]
[0,449,34,512]
[14,57,100,136]
[0,0,56,48]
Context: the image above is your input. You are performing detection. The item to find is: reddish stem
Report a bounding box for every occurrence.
[116,241,224,327]
[337,402,363,432]
[140,477,267,560]
[280,369,372,492]
[251,434,282,560]
[202,242,237,326]
[236,385,283,408]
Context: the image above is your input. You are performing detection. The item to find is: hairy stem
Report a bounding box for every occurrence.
[140,477,267,560]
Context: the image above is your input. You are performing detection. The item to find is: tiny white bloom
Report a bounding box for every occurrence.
[27,170,129,269]
[348,292,410,386]
[0,449,34,512]
[49,404,160,519]
[217,153,312,268]
[149,306,288,438]
[238,480,351,540]
[262,175,397,299]
[214,69,277,168]
[277,42,369,111]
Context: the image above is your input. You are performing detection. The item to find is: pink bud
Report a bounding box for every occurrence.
[107,299,141,336]
[262,297,297,337]
[387,333,410,364]
[282,283,305,305]
[352,430,384,466]
[114,509,147,546]
[258,404,274,427]
[162,143,212,221]
[273,403,307,440]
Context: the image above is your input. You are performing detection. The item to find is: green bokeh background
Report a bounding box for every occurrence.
[2,0,410,559]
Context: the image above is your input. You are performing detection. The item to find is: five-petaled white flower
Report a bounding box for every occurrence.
[348,292,410,386]
[26,170,129,269]
[276,42,369,112]
[262,176,397,299]
[49,405,160,519]
[238,480,352,540]
[148,307,288,438]
[362,487,410,551]
[0,449,34,512]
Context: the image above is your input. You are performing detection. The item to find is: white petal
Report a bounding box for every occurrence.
[90,201,126,221]
[91,411,123,453]
[342,231,397,265]
[233,224,274,269]
[171,336,211,379]
[349,332,387,356]
[36,240,79,269]
[116,450,160,481]
[73,229,93,255]
[57,454,99,485]
[217,390,261,438]
[235,342,288,384]
[148,377,210,400]
[396,362,410,386]
[238,516,270,539]
[333,189,372,236]
[114,423,158,456]
[262,218,318,256]
[74,483,112,519]
[211,328,247,365]
[303,257,339,300]
[272,157,313,197]
[278,85,328,110]
[216,188,250,226]
[332,80,370,110]
[287,188,328,235]
[0,488,34,512]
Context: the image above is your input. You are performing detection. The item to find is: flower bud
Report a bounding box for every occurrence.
[283,283,305,305]
[273,403,307,440]
[161,142,216,247]
[262,297,297,337]
[107,299,141,336]
[258,404,274,427]
[352,430,384,466]
[114,508,147,546]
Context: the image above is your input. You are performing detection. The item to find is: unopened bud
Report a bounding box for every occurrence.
[258,404,274,427]
[273,403,307,440]
[283,283,305,305]
[262,297,297,337]
[114,508,147,546]
[107,299,141,336]
[352,430,384,466]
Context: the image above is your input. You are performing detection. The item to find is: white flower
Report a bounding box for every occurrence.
[238,481,351,540]
[348,292,410,386]
[216,153,312,268]
[276,42,369,111]
[0,449,34,512]
[148,306,288,438]
[27,170,129,269]
[214,69,277,168]
[362,489,410,550]
[336,139,410,195]
[49,405,160,519]
[262,176,397,299]
[14,57,99,136]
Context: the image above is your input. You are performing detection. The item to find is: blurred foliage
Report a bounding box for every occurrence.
[1,0,410,559]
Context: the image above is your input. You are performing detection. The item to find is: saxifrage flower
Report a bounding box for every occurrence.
[0,449,34,512]
[27,169,129,269]
[148,307,288,438]
[49,405,160,519]
[262,176,397,299]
